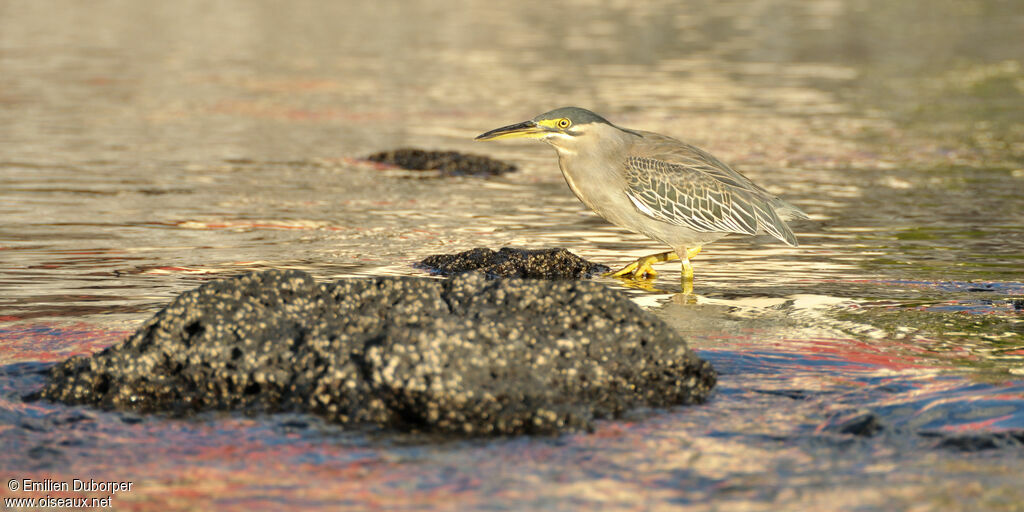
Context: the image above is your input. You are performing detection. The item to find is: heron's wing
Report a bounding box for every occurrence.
[623,134,799,246]
[637,132,809,220]
[633,131,769,191]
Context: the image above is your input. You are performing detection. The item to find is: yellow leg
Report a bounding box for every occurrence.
[679,246,702,293]
[607,251,678,279]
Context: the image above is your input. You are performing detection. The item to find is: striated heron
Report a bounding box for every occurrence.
[475,107,808,292]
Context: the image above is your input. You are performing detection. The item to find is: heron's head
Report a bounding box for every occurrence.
[475,107,626,152]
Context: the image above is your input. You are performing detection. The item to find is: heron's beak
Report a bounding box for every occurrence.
[474,120,549,141]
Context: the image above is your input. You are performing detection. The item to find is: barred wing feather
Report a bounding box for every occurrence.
[624,155,800,247]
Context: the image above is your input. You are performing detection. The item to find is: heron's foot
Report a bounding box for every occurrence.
[605,251,678,279]
[608,258,657,278]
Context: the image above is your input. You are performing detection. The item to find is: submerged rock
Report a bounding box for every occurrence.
[39,270,715,436]
[418,247,610,280]
[364,148,516,177]
[821,411,885,437]
[927,431,1024,452]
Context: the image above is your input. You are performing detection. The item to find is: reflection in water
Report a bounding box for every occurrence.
[1,0,1023,509]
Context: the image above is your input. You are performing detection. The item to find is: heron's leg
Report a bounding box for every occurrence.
[680,246,702,293]
[607,251,678,279]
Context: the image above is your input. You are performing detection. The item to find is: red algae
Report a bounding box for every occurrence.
[0,324,128,364]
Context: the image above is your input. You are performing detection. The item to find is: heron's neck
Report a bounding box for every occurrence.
[551,144,577,157]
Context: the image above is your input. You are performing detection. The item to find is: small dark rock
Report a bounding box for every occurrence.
[39,270,715,436]
[17,410,94,433]
[753,389,811,400]
[825,411,885,437]
[925,431,1024,452]
[18,418,52,433]
[278,418,310,430]
[418,247,610,280]
[364,148,516,177]
[119,414,145,425]
[26,445,64,461]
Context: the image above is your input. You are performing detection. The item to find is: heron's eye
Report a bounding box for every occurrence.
[557,118,571,129]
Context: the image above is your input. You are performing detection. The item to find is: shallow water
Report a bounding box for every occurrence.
[1,1,1023,510]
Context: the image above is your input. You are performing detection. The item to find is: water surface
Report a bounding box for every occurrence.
[1,1,1023,510]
